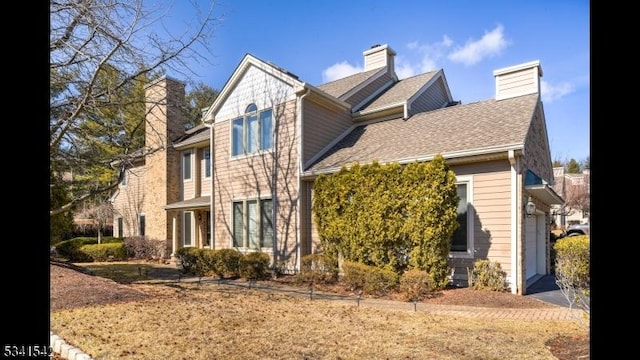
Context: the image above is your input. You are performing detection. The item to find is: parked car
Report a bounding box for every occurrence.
[566,223,589,236]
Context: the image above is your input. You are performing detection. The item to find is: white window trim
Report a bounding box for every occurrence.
[229,106,274,160]
[182,150,193,182]
[230,197,274,251]
[183,211,194,247]
[449,175,474,259]
[203,148,211,179]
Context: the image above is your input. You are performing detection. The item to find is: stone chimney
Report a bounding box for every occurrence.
[363,44,396,73]
[493,60,543,101]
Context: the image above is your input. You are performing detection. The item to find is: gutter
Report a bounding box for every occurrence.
[508,149,519,295]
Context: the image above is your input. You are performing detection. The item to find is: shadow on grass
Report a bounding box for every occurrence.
[73,262,183,284]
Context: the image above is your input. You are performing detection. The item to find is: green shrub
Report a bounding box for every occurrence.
[342,261,399,296]
[554,235,589,291]
[239,252,271,280]
[175,247,200,274]
[55,237,124,262]
[194,249,216,277]
[212,248,243,278]
[469,259,509,292]
[79,243,127,262]
[294,254,339,284]
[399,269,433,301]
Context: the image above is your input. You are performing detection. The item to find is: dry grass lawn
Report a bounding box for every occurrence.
[50,262,587,360]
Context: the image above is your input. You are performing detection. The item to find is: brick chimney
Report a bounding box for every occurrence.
[363,44,396,73]
[143,76,186,242]
[493,60,543,101]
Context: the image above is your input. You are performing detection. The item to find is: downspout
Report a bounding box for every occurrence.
[295,87,311,272]
[403,101,408,120]
[508,150,519,295]
[205,118,215,250]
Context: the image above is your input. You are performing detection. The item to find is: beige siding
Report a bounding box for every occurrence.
[343,73,394,107]
[409,77,449,115]
[495,66,539,100]
[112,165,146,237]
[215,66,296,123]
[212,100,300,267]
[449,160,513,284]
[302,99,352,165]
[200,146,212,197]
[181,150,195,200]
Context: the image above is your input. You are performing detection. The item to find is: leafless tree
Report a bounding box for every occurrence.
[76,202,114,244]
[50,0,219,216]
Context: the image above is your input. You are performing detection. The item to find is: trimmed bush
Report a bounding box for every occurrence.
[55,237,124,262]
[469,259,509,292]
[212,249,243,278]
[294,254,339,285]
[399,269,433,302]
[79,242,127,262]
[175,247,200,274]
[342,261,399,296]
[239,252,271,280]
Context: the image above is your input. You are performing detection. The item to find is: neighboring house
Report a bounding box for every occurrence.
[551,167,590,228]
[111,44,563,295]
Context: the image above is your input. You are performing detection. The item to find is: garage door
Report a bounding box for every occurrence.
[525,215,538,279]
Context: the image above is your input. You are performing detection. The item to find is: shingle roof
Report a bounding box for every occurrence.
[306,93,539,174]
[360,71,438,112]
[173,124,209,147]
[317,68,382,99]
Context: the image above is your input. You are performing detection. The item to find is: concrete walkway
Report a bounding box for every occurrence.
[51,273,585,360]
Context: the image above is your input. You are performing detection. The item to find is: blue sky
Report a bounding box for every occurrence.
[163,0,589,164]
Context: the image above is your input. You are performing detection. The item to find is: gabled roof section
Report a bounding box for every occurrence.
[173,123,209,149]
[202,54,305,123]
[357,71,441,113]
[317,68,383,99]
[305,93,539,175]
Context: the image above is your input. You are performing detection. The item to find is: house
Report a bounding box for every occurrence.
[551,167,590,228]
[111,44,564,295]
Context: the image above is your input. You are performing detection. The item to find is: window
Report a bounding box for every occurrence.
[183,212,193,246]
[117,217,123,238]
[231,103,273,156]
[232,199,274,249]
[205,211,211,247]
[120,171,128,186]
[138,214,146,236]
[183,152,192,180]
[450,177,473,256]
[203,148,211,178]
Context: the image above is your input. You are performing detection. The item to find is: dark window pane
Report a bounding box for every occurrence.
[233,202,244,247]
[260,110,273,150]
[184,212,192,246]
[261,199,273,248]
[451,183,468,252]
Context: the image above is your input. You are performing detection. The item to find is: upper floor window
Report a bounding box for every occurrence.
[231,103,273,157]
[182,151,192,180]
[203,148,211,178]
[450,177,474,257]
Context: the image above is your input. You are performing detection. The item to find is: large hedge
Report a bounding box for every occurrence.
[313,155,459,288]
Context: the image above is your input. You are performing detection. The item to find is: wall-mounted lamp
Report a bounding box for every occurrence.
[525,196,536,217]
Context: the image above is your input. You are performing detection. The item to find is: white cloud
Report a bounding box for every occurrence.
[540,80,574,103]
[322,61,363,82]
[448,24,508,66]
[407,36,453,73]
